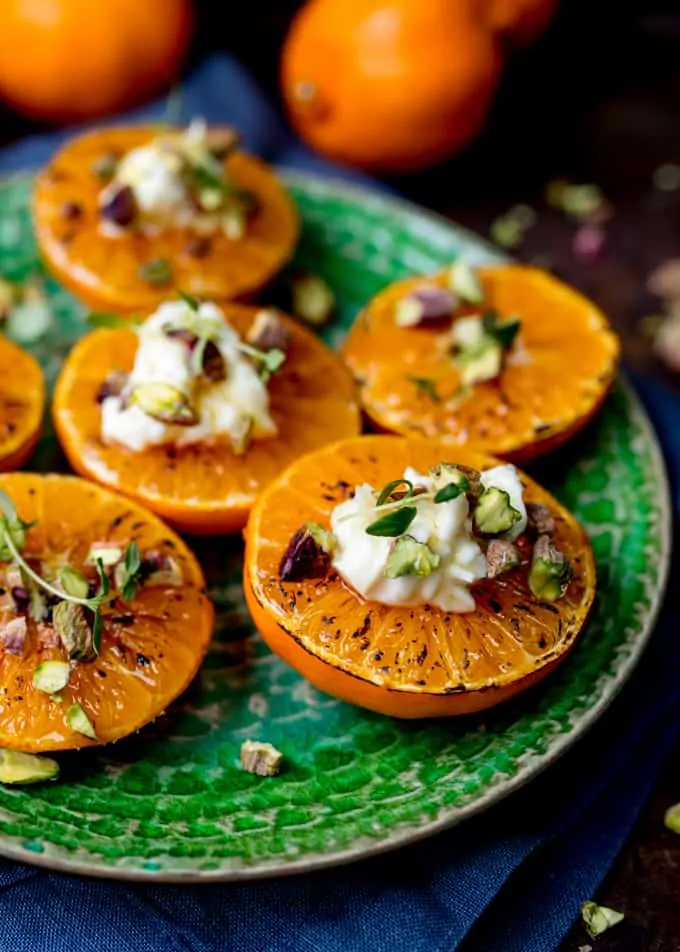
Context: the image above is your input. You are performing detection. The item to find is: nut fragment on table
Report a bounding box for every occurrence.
[240,739,283,777]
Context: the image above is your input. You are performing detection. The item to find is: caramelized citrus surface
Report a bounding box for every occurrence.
[33,125,299,312]
[342,265,620,463]
[0,337,44,472]
[245,435,595,717]
[53,304,361,534]
[0,472,213,752]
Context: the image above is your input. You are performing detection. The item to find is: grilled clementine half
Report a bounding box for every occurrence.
[33,125,299,313]
[0,336,44,473]
[244,435,595,718]
[53,304,361,535]
[0,472,213,752]
[342,265,620,464]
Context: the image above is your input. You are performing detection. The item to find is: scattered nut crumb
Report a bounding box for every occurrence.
[647,258,680,300]
[572,225,606,264]
[240,739,283,777]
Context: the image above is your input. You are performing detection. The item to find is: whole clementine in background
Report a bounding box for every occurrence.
[0,0,193,123]
[281,0,504,172]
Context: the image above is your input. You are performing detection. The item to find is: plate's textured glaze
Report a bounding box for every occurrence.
[0,172,670,881]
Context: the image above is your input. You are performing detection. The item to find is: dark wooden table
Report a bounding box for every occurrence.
[1,2,678,947]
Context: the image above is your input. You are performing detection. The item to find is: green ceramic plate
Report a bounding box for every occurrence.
[0,170,670,882]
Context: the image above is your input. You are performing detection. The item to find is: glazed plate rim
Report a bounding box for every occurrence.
[0,169,672,883]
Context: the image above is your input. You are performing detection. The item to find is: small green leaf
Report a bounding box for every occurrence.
[384,535,441,579]
[86,312,143,329]
[95,558,110,598]
[59,566,89,600]
[304,522,336,555]
[366,506,417,538]
[409,377,441,403]
[120,542,142,602]
[482,311,521,349]
[581,902,624,939]
[177,289,200,312]
[433,481,468,503]
[92,610,103,657]
[138,258,173,288]
[376,479,414,507]
[66,703,97,740]
[33,660,71,695]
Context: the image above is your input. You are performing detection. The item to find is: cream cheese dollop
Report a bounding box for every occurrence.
[329,463,526,613]
[100,300,276,452]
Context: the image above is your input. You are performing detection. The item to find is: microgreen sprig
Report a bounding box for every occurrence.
[339,475,472,537]
[0,491,143,658]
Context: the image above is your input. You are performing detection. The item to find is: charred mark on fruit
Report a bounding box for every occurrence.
[511,617,520,634]
[111,613,134,625]
[109,512,132,530]
[541,603,560,614]
[488,597,502,614]
[414,645,428,665]
[372,650,384,662]
[137,653,150,667]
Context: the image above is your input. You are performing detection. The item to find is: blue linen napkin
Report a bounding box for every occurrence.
[0,53,678,952]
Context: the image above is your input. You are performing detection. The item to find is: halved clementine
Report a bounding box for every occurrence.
[0,472,213,752]
[342,265,620,463]
[33,125,299,313]
[244,434,595,718]
[53,304,361,534]
[0,336,44,473]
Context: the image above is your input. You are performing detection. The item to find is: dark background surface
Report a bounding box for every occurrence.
[1,1,680,948]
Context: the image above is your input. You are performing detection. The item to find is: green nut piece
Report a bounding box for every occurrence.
[384,535,441,579]
[474,487,522,536]
[448,260,484,304]
[66,702,97,740]
[130,383,198,426]
[0,749,59,785]
[528,534,572,602]
[33,660,71,695]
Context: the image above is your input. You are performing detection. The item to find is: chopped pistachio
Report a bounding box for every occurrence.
[141,552,183,588]
[205,127,240,159]
[385,535,441,579]
[52,601,96,661]
[395,286,456,328]
[6,282,52,344]
[33,660,71,695]
[486,539,521,579]
[59,565,90,600]
[279,522,335,582]
[0,616,27,655]
[96,370,129,404]
[291,273,335,326]
[91,152,119,182]
[490,214,525,249]
[474,487,522,536]
[246,309,290,353]
[86,542,125,568]
[451,312,519,386]
[66,702,97,740]
[29,585,48,623]
[137,257,173,287]
[450,314,487,351]
[100,184,137,228]
[222,209,246,240]
[200,339,227,383]
[663,801,680,834]
[581,902,624,938]
[240,739,283,777]
[0,749,59,785]
[525,502,556,537]
[230,415,254,456]
[428,463,481,496]
[448,261,484,304]
[130,382,198,426]
[457,343,503,387]
[529,534,571,602]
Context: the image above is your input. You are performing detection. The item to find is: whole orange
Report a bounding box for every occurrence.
[280,0,504,172]
[0,0,193,123]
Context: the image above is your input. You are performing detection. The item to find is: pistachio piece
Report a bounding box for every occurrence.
[130,382,198,426]
[0,749,59,785]
[385,535,441,579]
[91,152,119,182]
[96,370,129,404]
[164,326,200,349]
[33,660,71,695]
[663,802,680,834]
[29,586,48,623]
[184,236,212,259]
[201,340,227,383]
[428,462,481,496]
[59,566,90,599]
[240,739,283,777]
[99,184,137,228]
[66,702,97,740]
[529,534,571,602]
[291,273,335,327]
[86,542,125,568]
[448,261,484,304]
[451,312,520,386]
[395,285,457,328]
[139,551,183,588]
[458,344,503,386]
[279,522,335,582]
[246,309,290,353]
[525,502,556,537]
[222,209,246,240]
[230,415,254,456]
[52,601,96,661]
[474,487,522,536]
[137,257,173,287]
[0,616,27,655]
[486,539,521,579]
[581,902,624,939]
[10,584,29,611]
